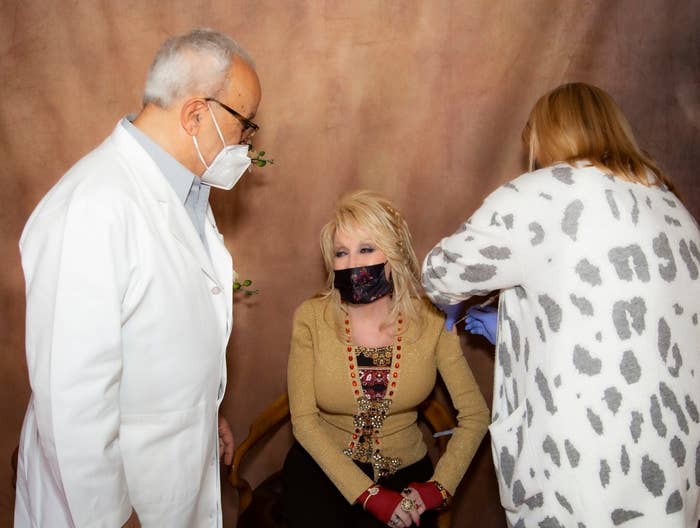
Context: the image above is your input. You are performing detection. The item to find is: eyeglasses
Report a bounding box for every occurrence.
[205,97,259,141]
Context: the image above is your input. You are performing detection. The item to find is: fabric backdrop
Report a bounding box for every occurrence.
[1,1,698,526]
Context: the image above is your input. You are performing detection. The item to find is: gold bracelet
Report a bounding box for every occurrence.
[362,486,380,509]
[432,480,451,508]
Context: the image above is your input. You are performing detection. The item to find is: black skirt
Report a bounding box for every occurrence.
[282,441,438,528]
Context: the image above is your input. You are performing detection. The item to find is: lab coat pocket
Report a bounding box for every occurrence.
[121,402,207,506]
[488,403,542,514]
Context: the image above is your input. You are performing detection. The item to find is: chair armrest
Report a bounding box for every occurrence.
[229,393,290,514]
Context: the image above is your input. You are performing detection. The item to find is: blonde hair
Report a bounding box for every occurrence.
[522,82,677,193]
[319,190,423,335]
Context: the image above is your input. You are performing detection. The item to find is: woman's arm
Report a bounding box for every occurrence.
[422,183,528,305]
[287,301,375,503]
[430,324,490,494]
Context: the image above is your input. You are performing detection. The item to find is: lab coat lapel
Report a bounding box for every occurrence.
[110,122,222,286]
[161,199,221,287]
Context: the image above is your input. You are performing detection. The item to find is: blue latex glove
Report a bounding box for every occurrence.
[465,305,498,344]
[435,302,465,331]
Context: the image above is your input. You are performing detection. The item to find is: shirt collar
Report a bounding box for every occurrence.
[121,116,203,204]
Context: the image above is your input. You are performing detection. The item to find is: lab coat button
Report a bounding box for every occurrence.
[211,286,222,295]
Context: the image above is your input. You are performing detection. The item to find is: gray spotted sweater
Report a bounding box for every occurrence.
[422,162,700,527]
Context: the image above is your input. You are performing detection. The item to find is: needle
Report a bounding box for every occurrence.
[452,293,499,327]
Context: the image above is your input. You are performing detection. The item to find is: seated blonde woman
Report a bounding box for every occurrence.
[282,190,489,528]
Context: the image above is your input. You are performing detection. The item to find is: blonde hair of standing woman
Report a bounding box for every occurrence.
[522,82,678,195]
[319,190,424,336]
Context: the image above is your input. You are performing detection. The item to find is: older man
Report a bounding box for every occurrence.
[14,29,261,527]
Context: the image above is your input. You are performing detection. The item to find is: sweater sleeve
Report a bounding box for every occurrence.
[430,323,490,493]
[422,183,527,304]
[287,301,375,503]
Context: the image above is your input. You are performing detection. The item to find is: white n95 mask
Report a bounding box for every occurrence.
[192,103,252,190]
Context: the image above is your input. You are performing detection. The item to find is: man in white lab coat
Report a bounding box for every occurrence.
[14,28,262,527]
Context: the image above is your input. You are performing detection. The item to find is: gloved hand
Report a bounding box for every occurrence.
[465,305,498,344]
[405,481,450,511]
[435,302,465,331]
[357,485,419,526]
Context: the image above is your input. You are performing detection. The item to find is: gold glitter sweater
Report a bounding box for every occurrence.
[287,295,489,503]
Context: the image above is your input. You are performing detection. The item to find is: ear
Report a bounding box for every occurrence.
[180,98,209,136]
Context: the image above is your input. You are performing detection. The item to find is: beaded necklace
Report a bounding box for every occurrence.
[342,312,404,478]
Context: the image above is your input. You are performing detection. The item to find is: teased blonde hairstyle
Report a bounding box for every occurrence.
[522,82,677,193]
[319,190,423,335]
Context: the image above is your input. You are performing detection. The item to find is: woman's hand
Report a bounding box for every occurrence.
[387,495,421,527]
[400,486,426,515]
[218,414,234,465]
[465,305,498,344]
[358,485,420,527]
[435,302,466,331]
[404,481,450,513]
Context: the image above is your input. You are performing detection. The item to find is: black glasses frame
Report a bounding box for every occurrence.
[205,97,259,139]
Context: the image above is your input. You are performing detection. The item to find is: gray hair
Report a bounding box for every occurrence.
[143,28,255,108]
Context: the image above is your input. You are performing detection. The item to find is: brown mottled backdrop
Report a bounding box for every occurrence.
[1,1,698,526]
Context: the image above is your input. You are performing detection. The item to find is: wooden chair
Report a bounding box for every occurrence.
[229,393,457,528]
[11,445,18,489]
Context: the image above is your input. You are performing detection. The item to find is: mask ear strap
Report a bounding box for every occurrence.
[207,102,227,147]
[192,135,210,170]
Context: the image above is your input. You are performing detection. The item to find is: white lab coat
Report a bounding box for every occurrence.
[14,122,233,528]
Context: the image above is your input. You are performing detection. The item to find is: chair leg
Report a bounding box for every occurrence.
[437,509,451,528]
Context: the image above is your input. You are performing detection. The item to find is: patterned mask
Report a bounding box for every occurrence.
[334,262,393,304]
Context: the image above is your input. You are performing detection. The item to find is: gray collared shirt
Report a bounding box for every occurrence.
[122,117,211,249]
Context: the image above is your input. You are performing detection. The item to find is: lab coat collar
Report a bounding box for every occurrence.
[120,116,199,206]
[108,120,225,290]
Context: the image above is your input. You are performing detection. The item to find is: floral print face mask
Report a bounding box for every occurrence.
[333,262,393,304]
